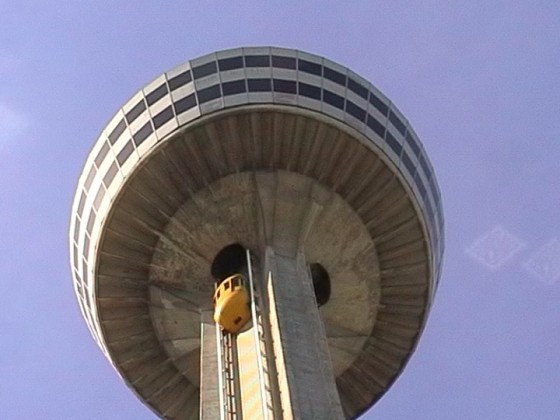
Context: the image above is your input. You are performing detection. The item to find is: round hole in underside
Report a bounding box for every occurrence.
[211,243,247,282]
[309,263,331,307]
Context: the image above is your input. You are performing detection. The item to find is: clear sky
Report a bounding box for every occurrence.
[1,2,559,419]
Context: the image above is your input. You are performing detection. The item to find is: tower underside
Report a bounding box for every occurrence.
[70,47,444,419]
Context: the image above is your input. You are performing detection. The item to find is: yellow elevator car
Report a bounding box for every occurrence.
[212,273,251,333]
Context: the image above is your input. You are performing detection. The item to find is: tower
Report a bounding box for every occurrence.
[69,47,444,419]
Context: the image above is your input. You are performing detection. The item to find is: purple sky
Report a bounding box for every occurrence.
[1,2,559,419]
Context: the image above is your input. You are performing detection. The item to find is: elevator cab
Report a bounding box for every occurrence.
[212,273,250,333]
[211,244,252,334]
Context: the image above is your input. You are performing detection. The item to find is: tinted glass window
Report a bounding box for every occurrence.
[174,93,197,114]
[108,119,126,144]
[117,140,134,165]
[298,82,321,100]
[272,55,296,69]
[93,186,105,210]
[196,84,221,104]
[248,78,272,92]
[77,191,86,215]
[125,100,146,124]
[94,141,110,167]
[218,56,243,71]
[83,235,90,258]
[73,219,80,243]
[368,92,389,116]
[168,70,192,91]
[415,172,427,198]
[401,150,416,176]
[347,78,368,100]
[146,83,168,106]
[323,89,345,110]
[405,131,421,157]
[245,55,270,67]
[428,176,438,203]
[153,106,174,129]
[192,61,218,79]
[366,114,385,138]
[222,79,246,96]
[389,110,406,136]
[84,165,96,191]
[346,101,366,121]
[385,131,402,156]
[133,122,153,146]
[298,59,321,76]
[323,67,346,86]
[103,161,118,187]
[86,211,96,234]
[273,78,296,94]
[418,154,430,178]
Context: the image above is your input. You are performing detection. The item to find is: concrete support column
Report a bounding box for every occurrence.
[200,310,220,419]
[264,247,343,420]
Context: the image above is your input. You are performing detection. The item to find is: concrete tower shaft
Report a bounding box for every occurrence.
[69,47,444,419]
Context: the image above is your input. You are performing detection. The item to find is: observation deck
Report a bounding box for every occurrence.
[69,47,444,419]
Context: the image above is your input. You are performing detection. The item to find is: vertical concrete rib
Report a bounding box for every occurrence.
[200,310,220,419]
[264,247,344,419]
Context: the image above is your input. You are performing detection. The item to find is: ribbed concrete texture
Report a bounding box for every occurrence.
[69,47,444,419]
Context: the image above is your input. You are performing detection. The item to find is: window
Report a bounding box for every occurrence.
[125,100,146,124]
[401,150,416,176]
[153,106,173,129]
[222,79,246,96]
[385,131,402,156]
[196,85,221,104]
[192,61,217,80]
[103,161,118,187]
[418,154,430,179]
[86,211,96,235]
[84,165,96,191]
[323,89,344,110]
[273,78,296,94]
[389,110,406,136]
[347,78,368,100]
[368,92,389,117]
[93,186,105,210]
[272,55,296,69]
[366,114,385,138]
[94,141,110,167]
[168,70,192,91]
[108,119,126,144]
[133,122,153,146]
[146,83,168,106]
[248,78,272,92]
[298,82,321,100]
[218,56,243,71]
[245,55,270,67]
[346,101,366,121]
[298,59,321,76]
[405,131,421,157]
[117,140,134,165]
[174,93,197,115]
[224,281,230,290]
[323,67,346,86]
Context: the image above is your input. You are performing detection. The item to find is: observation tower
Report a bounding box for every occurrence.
[69,47,444,419]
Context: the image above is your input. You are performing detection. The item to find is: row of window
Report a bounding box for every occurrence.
[72,70,443,295]
[102,76,441,224]
[109,54,406,146]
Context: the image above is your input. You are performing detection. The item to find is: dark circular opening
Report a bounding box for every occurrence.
[309,263,331,307]
[211,243,247,282]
